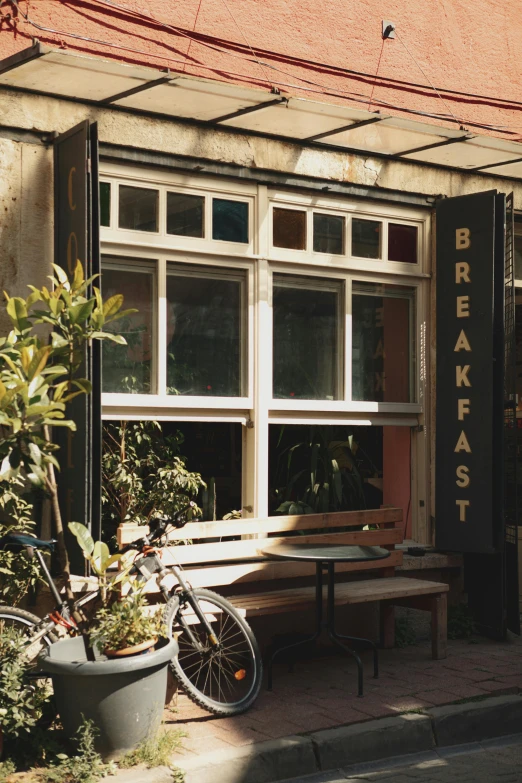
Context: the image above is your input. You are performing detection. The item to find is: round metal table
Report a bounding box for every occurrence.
[260,543,391,696]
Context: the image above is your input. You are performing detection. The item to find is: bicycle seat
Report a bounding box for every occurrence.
[0,533,57,551]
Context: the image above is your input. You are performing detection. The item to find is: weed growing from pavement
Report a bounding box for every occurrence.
[118,727,186,776]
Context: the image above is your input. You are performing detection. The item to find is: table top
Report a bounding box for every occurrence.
[259,543,391,563]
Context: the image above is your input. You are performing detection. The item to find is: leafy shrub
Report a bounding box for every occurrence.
[0,476,41,605]
[0,625,50,740]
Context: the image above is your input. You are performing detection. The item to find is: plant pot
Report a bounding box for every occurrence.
[105,637,157,658]
[39,635,178,760]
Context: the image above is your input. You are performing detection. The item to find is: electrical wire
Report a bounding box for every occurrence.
[216,0,276,90]
[9,0,522,136]
[394,29,462,128]
[182,0,204,74]
[85,0,522,114]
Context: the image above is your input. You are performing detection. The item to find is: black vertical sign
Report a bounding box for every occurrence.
[54,121,101,569]
[436,191,498,553]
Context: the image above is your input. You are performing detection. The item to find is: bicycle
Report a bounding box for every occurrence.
[0,504,263,716]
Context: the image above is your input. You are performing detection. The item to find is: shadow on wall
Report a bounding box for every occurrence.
[0,139,53,335]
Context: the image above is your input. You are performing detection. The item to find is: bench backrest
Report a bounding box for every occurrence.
[118,507,403,591]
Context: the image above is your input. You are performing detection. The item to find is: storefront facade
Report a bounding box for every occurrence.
[1,28,522,637]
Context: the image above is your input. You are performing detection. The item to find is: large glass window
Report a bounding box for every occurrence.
[166,266,245,396]
[273,275,342,400]
[101,262,155,394]
[352,282,415,403]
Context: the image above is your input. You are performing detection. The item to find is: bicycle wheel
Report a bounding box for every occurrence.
[0,606,54,665]
[164,589,262,716]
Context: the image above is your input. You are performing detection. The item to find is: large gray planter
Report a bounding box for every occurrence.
[39,635,178,759]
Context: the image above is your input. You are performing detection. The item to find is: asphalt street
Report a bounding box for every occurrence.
[287,734,522,783]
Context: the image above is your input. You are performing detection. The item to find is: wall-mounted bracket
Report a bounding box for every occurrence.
[382,20,396,39]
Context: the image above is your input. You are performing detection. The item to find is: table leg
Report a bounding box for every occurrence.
[326,563,380,695]
[267,561,323,691]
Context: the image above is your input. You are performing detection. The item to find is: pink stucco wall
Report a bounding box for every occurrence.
[0,1,521,141]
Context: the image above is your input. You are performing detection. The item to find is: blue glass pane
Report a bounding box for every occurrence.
[212,199,248,243]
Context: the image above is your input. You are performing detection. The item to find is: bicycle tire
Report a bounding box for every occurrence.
[0,606,55,664]
[164,588,262,716]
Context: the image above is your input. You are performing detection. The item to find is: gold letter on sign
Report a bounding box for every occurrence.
[456,365,471,387]
[455,261,471,283]
[454,430,471,453]
[456,228,471,249]
[454,329,471,352]
[456,296,470,318]
[456,499,470,521]
[456,465,470,487]
[68,167,77,211]
[458,399,470,420]
[67,232,78,275]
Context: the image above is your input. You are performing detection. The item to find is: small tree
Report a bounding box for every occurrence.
[0,262,132,598]
[102,420,204,537]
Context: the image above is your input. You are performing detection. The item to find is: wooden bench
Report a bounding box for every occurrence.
[118,507,449,660]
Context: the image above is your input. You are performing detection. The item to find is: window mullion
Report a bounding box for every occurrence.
[157,257,167,396]
[345,276,352,402]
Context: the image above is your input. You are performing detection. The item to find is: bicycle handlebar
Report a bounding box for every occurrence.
[120,502,198,554]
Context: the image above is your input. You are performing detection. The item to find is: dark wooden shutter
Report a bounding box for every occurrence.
[54,121,101,570]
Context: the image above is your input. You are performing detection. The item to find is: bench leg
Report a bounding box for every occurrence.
[431,594,447,660]
[380,603,395,649]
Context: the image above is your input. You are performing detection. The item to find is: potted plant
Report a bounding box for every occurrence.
[90,590,165,658]
[38,523,178,759]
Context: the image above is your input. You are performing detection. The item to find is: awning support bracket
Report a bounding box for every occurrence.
[469,156,522,173]
[396,134,473,157]
[212,97,287,124]
[306,115,385,142]
[100,75,173,105]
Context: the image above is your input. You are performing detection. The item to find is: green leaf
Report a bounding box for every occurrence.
[52,265,69,285]
[101,333,127,345]
[6,297,28,325]
[68,300,95,325]
[68,522,95,557]
[27,346,51,381]
[92,540,110,575]
[103,294,124,318]
[72,261,85,289]
[28,442,42,467]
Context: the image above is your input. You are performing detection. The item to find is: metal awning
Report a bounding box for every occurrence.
[2,43,522,180]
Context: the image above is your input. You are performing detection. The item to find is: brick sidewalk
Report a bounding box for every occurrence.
[165,635,522,760]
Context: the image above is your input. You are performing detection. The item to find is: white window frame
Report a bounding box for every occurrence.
[99,164,431,543]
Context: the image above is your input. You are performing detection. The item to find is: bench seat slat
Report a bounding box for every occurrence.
[227,577,449,617]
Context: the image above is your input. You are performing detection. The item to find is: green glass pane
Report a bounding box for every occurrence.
[273,277,340,400]
[119,185,158,232]
[167,192,204,237]
[212,199,248,243]
[167,273,242,396]
[100,182,110,227]
[101,266,153,394]
[313,213,344,254]
[351,219,381,259]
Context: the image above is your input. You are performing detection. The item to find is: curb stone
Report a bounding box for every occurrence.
[309,712,434,769]
[178,736,317,783]
[430,693,522,746]
[111,693,522,783]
